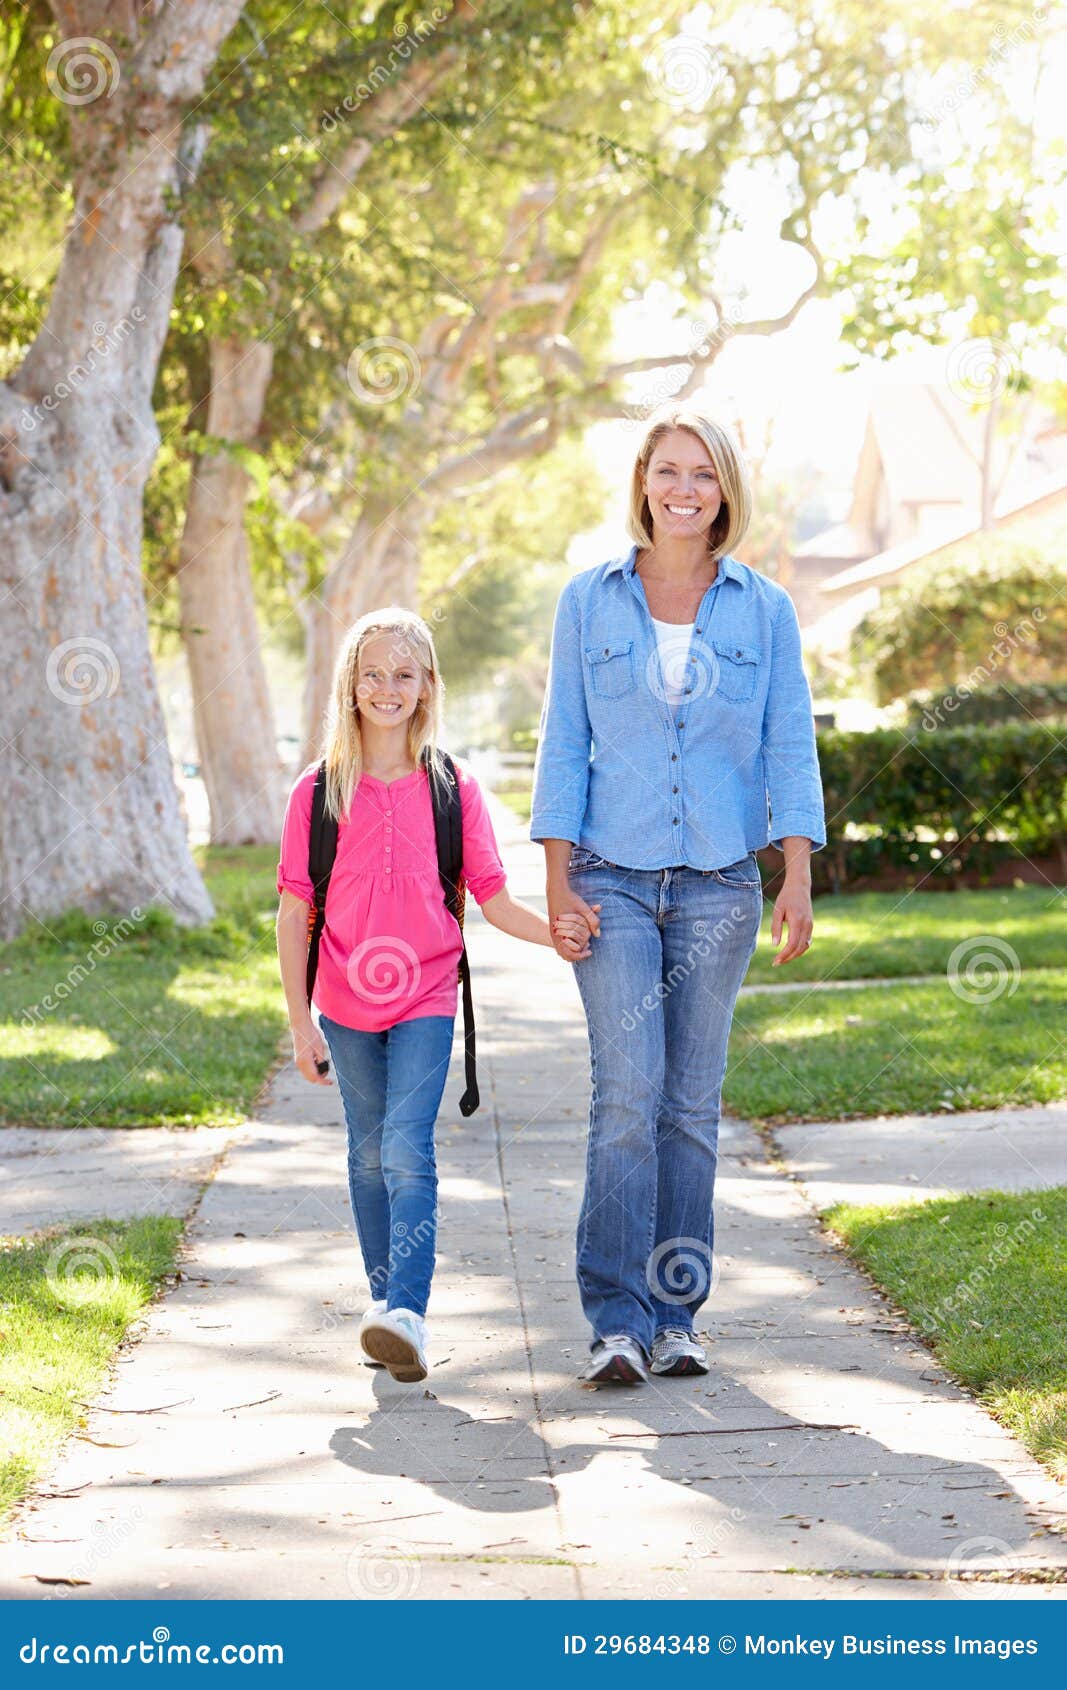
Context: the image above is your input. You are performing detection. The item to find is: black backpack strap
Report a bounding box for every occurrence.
[428,749,479,1117]
[305,761,338,1008]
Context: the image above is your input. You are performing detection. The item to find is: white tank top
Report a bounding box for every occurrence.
[650,616,695,706]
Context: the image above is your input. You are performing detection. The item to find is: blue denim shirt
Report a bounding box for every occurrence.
[529,544,826,869]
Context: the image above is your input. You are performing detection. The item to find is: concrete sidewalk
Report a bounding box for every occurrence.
[3,809,1066,1599]
[774,1105,1067,1211]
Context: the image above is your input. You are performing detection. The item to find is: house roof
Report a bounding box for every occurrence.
[820,468,1067,596]
[852,383,999,515]
[792,521,871,561]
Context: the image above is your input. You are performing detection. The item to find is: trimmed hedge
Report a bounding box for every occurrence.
[814,719,1067,887]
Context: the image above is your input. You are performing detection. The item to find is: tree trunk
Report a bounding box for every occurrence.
[176,337,285,843]
[0,0,246,941]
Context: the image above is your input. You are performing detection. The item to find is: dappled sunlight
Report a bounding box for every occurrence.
[1,1025,118,1062]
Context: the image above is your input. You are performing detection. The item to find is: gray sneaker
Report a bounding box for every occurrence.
[578,1334,650,1385]
[650,1327,708,1376]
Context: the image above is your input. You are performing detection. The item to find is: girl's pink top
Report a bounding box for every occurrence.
[277,759,507,1032]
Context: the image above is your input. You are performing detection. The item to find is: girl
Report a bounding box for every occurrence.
[530,408,826,1384]
[276,607,589,1384]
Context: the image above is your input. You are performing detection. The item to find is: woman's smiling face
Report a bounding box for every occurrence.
[642,427,722,544]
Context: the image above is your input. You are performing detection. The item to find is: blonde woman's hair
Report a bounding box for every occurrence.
[319,606,445,821]
[627,407,751,560]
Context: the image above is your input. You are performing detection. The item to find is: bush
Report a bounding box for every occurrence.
[903,680,1067,728]
[850,527,1067,707]
[814,719,1067,887]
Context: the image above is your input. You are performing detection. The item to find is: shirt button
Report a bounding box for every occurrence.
[677,721,684,729]
[385,845,391,852]
[671,753,678,762]
[695,626,702,634]
[672,785,679,794]
[672,816,679,825]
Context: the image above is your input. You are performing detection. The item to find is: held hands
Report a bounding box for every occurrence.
[549,890,602,964]
[292,1018,333,1085]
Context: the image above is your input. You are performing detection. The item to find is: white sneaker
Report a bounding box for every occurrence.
[578,1333,650,1385]
[360,1298,388,1368]
[650,1327,708,1376]
[360,1306,428,1383]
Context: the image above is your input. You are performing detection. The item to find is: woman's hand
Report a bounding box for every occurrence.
[770,876,813,966]
[547,885,601,963]
[292,1017,333,1084]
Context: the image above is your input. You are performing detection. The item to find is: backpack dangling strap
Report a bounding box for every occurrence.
[428,749,479,1116]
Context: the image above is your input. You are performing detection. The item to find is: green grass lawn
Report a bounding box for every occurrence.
[495,785,532,824]
[0,1218,182,1522]
[725,967,1067,1124]
[827,1188,1067,1479]
[0,846,285,1128]
[746,883,1067,985]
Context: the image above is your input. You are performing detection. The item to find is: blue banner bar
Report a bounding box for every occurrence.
[3,1598,1066,1685]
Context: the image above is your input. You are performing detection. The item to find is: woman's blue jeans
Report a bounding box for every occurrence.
[318,1012,455,1317]
[567,848,763,1356]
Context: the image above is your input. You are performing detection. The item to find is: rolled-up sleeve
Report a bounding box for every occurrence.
[763,593,827,852]
[276,766,317,901]
[530,578,592,844]
[456,765,508,906]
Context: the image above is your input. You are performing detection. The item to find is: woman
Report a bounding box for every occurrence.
[531,407,826,1384]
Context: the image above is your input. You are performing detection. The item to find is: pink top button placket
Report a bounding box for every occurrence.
[277,757,507,1032]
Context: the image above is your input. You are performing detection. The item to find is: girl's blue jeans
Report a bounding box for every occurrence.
[317,1011,455,1317]
[567,848,763,1357]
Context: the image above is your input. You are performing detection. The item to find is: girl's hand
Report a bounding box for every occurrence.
[553,911,595,962]
[547,884,601,949]
[770,879,813,966]
[292,1018,333,1084]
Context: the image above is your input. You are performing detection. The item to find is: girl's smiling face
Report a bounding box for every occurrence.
[642,427,723,543]
[355,632,427,726]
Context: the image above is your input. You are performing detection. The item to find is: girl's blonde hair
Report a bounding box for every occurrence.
[627,407,751,560]
[320,606,445,821]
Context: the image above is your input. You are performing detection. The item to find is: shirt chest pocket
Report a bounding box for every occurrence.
[585,639,636,699]
[712,638,761,703]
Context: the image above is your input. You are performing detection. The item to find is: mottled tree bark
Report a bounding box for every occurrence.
[0,0,245,940]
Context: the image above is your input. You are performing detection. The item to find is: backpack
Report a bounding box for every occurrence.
[304,748,479,1116]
